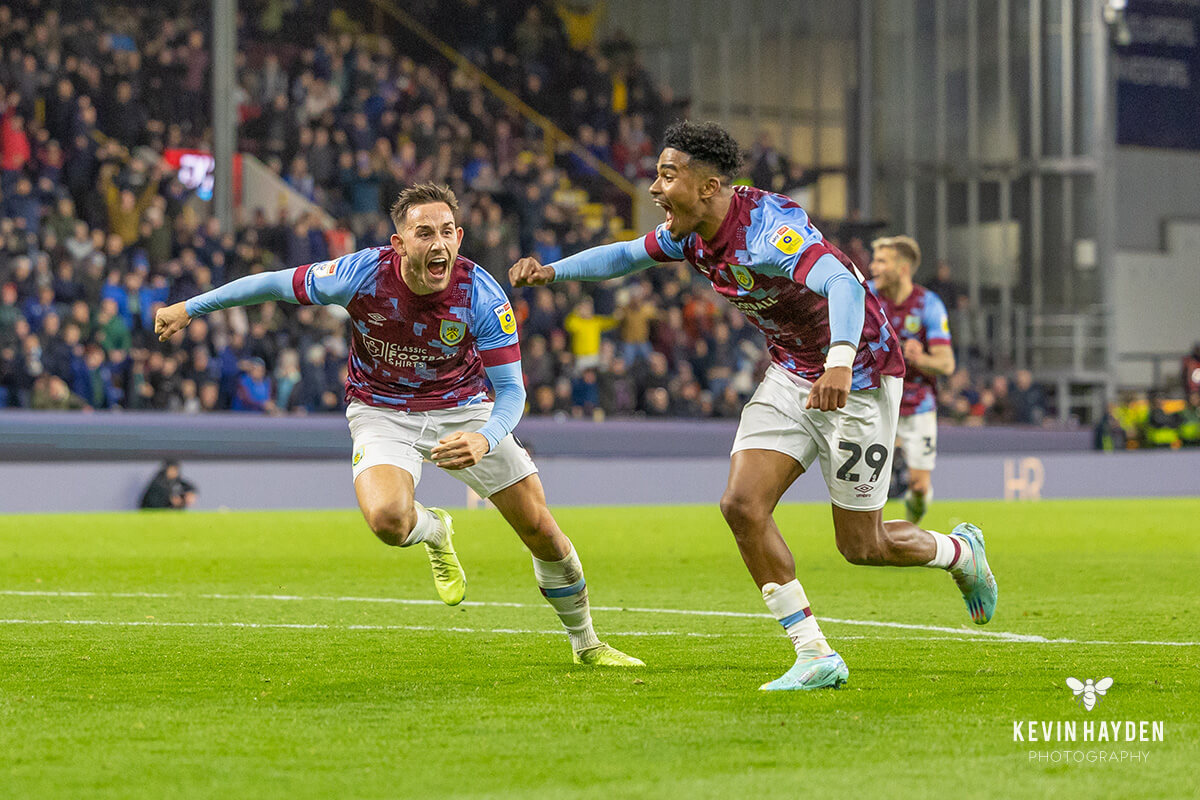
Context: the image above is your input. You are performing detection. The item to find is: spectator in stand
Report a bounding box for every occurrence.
[987,375,1014,424]
[614,283,656,366]
[30,374,89,410]
[925,260,967,311]
[1009,369,1047,425]
[232,357,275,413]
[563,297,615,372]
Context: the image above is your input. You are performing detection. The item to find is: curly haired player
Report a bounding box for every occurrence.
[511,122,996,690]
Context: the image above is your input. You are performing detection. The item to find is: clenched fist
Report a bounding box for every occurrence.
[509,257,556,288]
[155,302,193,342]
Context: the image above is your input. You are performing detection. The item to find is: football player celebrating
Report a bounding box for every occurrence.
[156,184,641,668]
[511,122,996,690]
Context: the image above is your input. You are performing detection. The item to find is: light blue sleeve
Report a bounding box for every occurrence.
[298,248,383,307]
[185,269,299,317]
[644,223,690,261]
[922,291,953,345]
[185,247,382,316]
[477,361,525,452]
[470,269,520,353]
[550,237,659,282]
[804,254,866,347]
[743,201,827,281]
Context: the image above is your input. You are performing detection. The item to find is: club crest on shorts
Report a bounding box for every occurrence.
[439,319,466,345]
[730,264,755,291]
[353,444,365,466]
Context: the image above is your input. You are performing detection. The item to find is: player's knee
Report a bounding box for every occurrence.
[365,505,416,547]
[720,491,767,531]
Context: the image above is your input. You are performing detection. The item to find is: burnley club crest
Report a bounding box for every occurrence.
[439,319,466,346]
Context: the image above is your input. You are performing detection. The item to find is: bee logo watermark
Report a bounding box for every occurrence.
[1066,677,1113,712]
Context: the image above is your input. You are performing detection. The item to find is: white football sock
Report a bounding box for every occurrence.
[924,530,971,570]
[403,503,445,548]
[762,580,833,658]
[532,546,601,652]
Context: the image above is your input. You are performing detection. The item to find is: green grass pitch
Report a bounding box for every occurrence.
[2,498,1197,799]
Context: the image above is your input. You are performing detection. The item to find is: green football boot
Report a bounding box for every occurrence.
[573,643,645,667]
[424,507,466,606]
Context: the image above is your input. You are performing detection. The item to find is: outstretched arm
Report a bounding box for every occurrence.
[156,248,378,342]
[510,238,660,287]
[155,269,301,342]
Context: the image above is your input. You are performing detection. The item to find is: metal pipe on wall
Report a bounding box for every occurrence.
[211,0,236,234]
[857,0,874,218]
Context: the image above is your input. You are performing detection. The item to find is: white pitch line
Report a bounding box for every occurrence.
[2,589,1197,647]
[0,618,745,637]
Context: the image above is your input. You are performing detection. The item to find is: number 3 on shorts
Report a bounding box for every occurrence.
[836,441,889,482]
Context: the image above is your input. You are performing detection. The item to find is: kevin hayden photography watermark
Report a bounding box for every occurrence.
[1012,677,1167,766]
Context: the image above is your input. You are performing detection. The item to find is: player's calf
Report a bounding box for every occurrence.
[833,508,937,566]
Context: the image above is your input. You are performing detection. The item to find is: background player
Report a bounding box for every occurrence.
[869,236,955,524]
[156,183,641,668]
[510,121,996,691]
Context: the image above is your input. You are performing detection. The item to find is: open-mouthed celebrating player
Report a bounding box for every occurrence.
[510,122,996,690]
[156,183,641,668]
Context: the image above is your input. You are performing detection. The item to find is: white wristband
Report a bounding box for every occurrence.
[824,343,856,370]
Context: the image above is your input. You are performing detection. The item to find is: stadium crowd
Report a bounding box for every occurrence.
[0,0,1136,427]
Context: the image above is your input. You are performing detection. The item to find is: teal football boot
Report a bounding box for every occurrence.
[950,522,997,624]
[760,652,849,691]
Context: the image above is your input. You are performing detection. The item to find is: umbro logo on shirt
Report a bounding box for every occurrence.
[367,313,387,325]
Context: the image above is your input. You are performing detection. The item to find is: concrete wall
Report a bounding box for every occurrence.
[1,451,1196,514]
[0,411,1093,461]
[1116,148,1200,251]
[1113,220,1200,385]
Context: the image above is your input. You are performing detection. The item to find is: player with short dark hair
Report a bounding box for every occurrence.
[156,183,641,668]
[869,235,956,523]
[511,122,996,690]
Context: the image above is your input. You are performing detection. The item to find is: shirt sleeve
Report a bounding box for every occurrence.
[922,291,952,346]
[641,223,692,263]
[477,360,526,452]
[470,268,521,367]
[803,253,866,348]
[185,269,301,317]
[292,247,382,307]
[744,201,868,286]
[550,236,661,282]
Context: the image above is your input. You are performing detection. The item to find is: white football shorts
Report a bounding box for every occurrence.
[896,409,938,471]
[346,400,538,498]
[731,364,902,511]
